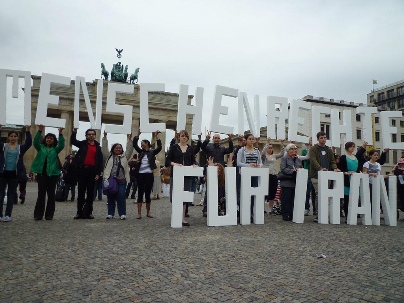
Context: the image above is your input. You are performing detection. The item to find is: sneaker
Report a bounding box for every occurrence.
[3,216,11,222]
[120,215,126,220]
[106,215,114,219]
[304,209,309,216]
[314,217,318,223]
[203,211,207,218]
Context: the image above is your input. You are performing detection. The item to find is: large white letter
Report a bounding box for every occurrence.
[0,69,32,125]
[312,106,331,146]
[356,107,377,145]
[139,83,166,133]
[238,92,260,137]
[331,109,352,147]
[267,96,288,140]
[171,166,204,228]
[209,85,238,135]
[36,73,70,128]
[347,173,372,225]
[74,77,102,129]
[288,99,310,143]
[104,82,134,134]
[292,169,308,223]
[371,175,397,226]
[240,167,269,225]
[318,171,344,224]
[176,85,203,135]
[206,166,237,226]
[380,111,404,149]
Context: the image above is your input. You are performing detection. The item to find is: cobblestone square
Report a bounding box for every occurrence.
[1,182,403,302]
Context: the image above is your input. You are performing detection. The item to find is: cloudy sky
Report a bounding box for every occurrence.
[1,0,403,146]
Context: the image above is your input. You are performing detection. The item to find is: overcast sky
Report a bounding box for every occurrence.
[1,0,403,146]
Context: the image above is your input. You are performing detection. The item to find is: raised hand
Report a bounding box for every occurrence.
[38,124,44,132]
[104,131,107,139]
[227,154,234,167]
[206,131,211,141]
[58,127,64,134]
[25,125,31,131]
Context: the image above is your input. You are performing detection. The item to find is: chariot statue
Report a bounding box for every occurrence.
[100,49,140,83]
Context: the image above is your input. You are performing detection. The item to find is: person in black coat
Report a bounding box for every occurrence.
[132,130,162,219]
[165,130,199,226]
[62,155,77,201]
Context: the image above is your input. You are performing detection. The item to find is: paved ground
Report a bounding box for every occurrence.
[1,182,404,303]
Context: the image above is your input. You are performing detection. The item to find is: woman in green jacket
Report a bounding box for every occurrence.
[31,125,65,220]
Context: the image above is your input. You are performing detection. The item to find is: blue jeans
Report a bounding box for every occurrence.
[107,182,127,217]
[190,177,197,193]
[0,171,18,217]
[94,179,103,201]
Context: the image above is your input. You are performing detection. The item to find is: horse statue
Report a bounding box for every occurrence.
[101,63,109,80]
[129,68,140,84]
[123,65,128,83]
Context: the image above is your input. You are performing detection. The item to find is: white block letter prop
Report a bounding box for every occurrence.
[347,173,372,225]
[104,82,134,134]
[36,73,70,128]
[292,169,308,223]
[380,111,404,149]
[139,83,166,133]
[267,96,288,140]
[240,167,269,225]
[171,166,204,228]
[331,109,353,147]
[317,171,343,224]
[356,107,377,145]
[209,85,238,135]
[288,99,310,144]
[206,166,237,226]
[371,175,397,226]
[238,92,260,138]
[0,69,32,125]
[176,85,203,135]
[74,77,102,129]
[312,106,332,146]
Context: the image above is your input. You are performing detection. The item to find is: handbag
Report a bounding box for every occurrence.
[102,177,118,195]
[277,171,294,181]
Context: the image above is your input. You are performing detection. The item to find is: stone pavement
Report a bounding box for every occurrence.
[1,182,403,303]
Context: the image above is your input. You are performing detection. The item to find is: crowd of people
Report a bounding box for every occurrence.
[1,125,403,226]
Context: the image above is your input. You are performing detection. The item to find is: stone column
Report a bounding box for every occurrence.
[131,118,139,156]
[24,109,38,172]
[61,111,73,161]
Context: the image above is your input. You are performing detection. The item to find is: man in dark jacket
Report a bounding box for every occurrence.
[71,128,103,219]
[200,132,234,216]
[201,132,234,166]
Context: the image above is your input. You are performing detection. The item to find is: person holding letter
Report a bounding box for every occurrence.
[237,133,262,222]
[0,125,32,222]
[165,130,198,226]
[102,132,133,220]
[133,130,162,219]
[31,125,64,220]
[309,131,340,223]
[261,137,285,215]
[279,143,303,221]
[339,142,359,220]
[71,128,103,219]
